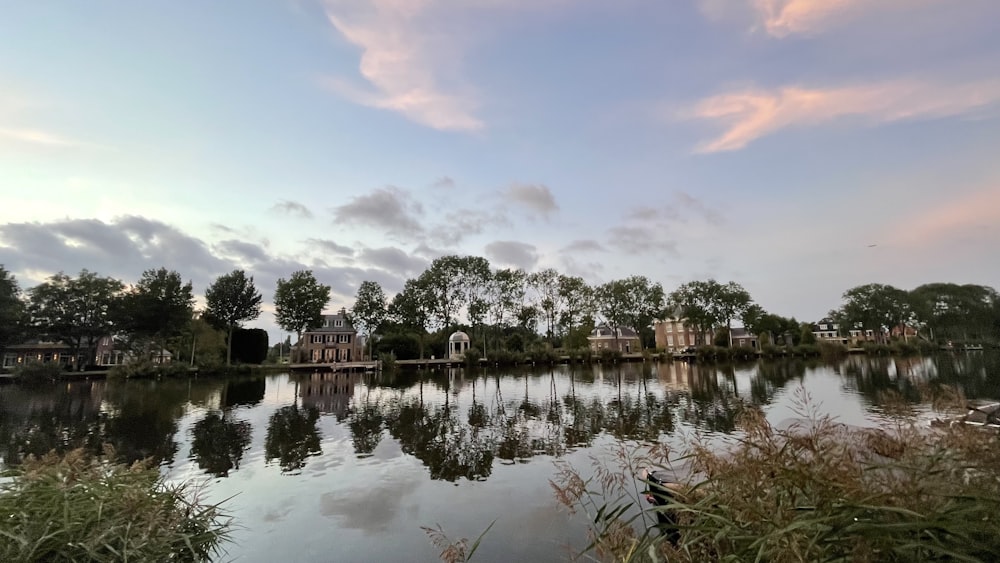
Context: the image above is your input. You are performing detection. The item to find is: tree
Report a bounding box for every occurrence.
[839,283,911,344]
[28,270,124,369]
[484,268,527,355]
[204,270,262,365]
[909,283,998,343]
[528,268,563,345]
[274,270,331,356]
[121,268,195,359]
[351,281,387,360]
[558,275,594,342]
[667,280,753,347]
[0,266,26,354]
[594,276,664,350]
[417,255,491,333]
[594,279,632,350]
[388,278,433,359]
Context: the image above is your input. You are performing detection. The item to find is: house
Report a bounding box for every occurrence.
[94,336,172,366]
[2,340,78,370]
[890,324,919,341]
[811,318,848,344]
[653,313,713,351]
[587,324,641,354]
[300,313,362,363]
[730,327,758,348]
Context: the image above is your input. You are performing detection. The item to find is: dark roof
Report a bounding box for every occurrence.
[304,314,357,333]
[589,324,639,339]
[6,340,71,350]
[730,327,756,339]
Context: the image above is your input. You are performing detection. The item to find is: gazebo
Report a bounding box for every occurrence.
[448,331,471,360]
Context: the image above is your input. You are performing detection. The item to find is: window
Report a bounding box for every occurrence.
[338,334,350,344]
[667,335,674,346]
[325,334,335,343]
[312,335,321,343]
[334,319,344,327]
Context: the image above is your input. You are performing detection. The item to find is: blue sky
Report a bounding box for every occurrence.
[2,0,999,338]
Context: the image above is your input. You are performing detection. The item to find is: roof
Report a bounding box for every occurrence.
[588,324,639,339]
[730,327,756,339]
[449,331,470,342]
[6,340,71,350]
[304,313,357,333]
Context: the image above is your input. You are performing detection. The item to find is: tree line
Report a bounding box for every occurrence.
[2,259,998,368]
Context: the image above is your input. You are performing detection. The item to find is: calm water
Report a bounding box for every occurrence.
[2,353,998,562]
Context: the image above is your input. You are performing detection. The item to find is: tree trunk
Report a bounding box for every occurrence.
[226,325,233,366]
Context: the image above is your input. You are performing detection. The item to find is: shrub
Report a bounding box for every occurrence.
[730,346,757,361]
[109,360,191,380]
[891,341,919,356]
[527,347,560,364]
[817,340,848,358]
[380,351,397,372]
[463,347,482,367]
[488,349,525,366]
[863,342,893,356]
[791,344,820,357]
[13,361,67,384]
[598,348,623,364]
[760,343,783,358]
[0,448,232,562]
[231,328,269,364]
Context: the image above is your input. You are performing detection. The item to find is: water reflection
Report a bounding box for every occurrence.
[1,353,997,482]
[190,412,252,477]
[264,405,322,473]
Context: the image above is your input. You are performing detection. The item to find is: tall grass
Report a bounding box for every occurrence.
[0,448,232,562]
[551,388,1000,562]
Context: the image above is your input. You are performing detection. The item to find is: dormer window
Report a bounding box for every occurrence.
[334,319,344,327]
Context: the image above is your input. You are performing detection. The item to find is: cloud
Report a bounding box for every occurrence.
[484,240,539,270]
[561,239,607,253]
[431,176,455,189]
[749,0,866,37]
[607,226,678,256]
[688,78,1000,152]
[503,183,559,218]
[271,200,314,219]
[214,239,271,265]
[331,186,424,239]
[306,238,355,256]
[357,246,428,277]
[321,0,483,131]
[428,209,510,246]
[0,127,94,149]
[884,188,1000,248]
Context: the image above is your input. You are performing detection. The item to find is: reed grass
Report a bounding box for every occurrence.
[551,387,1000,562]
[0,447,232,562]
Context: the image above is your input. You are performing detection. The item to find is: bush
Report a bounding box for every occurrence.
[891,341,919,356]
[109,360,191,380]
[760,343,783,358]
[231,328,268,364]
[527,347,560,364]
[863,342,893,356]
[791,344,820,357]
[488,349,526,366]
[376,333,421,361]
[463,347,482,366]
[0,448,232,562]
[817,340,848,358]
[598,348,623,364]
[730,346,757,361]
[379,351,397,372]
[13,361,67,384]
[565,348,593,364]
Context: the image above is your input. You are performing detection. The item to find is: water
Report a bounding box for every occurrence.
[2,353,998,562]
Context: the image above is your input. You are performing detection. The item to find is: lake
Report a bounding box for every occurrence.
[2,352,998,562]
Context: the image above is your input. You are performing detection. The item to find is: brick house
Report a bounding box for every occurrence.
[2,340,76,369]
[653,314,713,351]
[300,313,362,363]
[811,318,846,343]
[730,327,758,348]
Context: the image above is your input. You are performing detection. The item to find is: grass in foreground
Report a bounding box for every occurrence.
[552,388,1000,562]
[0,447,232,562]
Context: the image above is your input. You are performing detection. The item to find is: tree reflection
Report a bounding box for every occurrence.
[190,411,252,477]
[223,377,266,408]
[347,396,384,457]
[265,405,322,473]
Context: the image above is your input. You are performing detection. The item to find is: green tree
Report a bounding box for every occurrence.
[417,255,491,333]
[668,280,752,347]
[594,279,632,350]
[558,275,594,343]
[909,283,998,343]
[388,278,433,358]
[528,268,563,345]
[0,266,26,354]
[274,270,331,358]
[28,270,124,369]
[351,280,387,360]
[839,283,911,344]
[204,270,262,365]
[121,268,195,359]
[484,268,527,355]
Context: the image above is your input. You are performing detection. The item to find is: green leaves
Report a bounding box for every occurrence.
[273,270,331,339]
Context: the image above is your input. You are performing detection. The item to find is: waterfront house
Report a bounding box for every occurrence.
[730,327,758,348]
[300,313,362,363]
[812,318,848,344]
[588,324,641,353]
[654,312,714,351]
[2,340,77,370]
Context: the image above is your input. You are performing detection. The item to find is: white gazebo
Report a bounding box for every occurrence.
[448,331,471,360]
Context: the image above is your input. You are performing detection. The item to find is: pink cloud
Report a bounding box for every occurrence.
[884,188,1000,248]
[747,0,936,37]
[688,78,1000,152]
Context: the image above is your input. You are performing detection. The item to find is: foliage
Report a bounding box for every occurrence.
[418,255,491,333]
[205,270,262,366]
[599,348,623,363]
[0,264,27,353]
[552,391,1000,562]
[120,268,195,358]
[230,328,269,364]
[835,283,912,344]
[376,332,422,360]
[13,360,67,383]
[173,317,227,367]
[264,404,322,473]
[27,270,124,368]
[108,360,191,379]
[463,347,482,366]
[421,520,495,563]
[668,280,753,347]
[190,412,252,477]
[909,283,999,343]
[352,280,388,360]
[816,340,848,357]
[0,448,232,562]
[388,278,434,358]
[380,351,397,372]
[273,270,331,343]
[595,276,664,349]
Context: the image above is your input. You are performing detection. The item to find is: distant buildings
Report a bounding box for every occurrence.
[587,324,641,353]
[653,314,713,351]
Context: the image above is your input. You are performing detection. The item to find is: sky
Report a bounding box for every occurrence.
[2,0,999,340]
